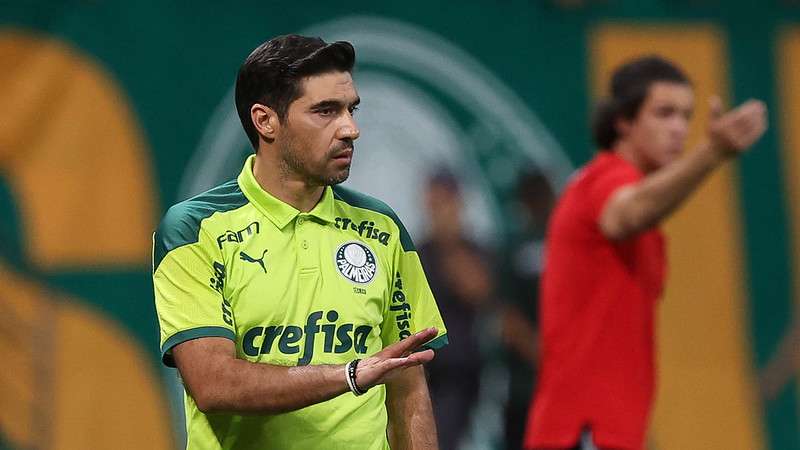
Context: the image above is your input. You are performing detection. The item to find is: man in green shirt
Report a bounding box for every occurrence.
[153,34,448,449]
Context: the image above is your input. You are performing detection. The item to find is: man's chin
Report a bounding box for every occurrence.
[324,169,350,186]
[655,148,682,167]
[665,150,683,165]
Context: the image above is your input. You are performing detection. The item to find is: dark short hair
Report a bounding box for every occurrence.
[235,34,355,149]
[427,167,461,194]
[592,55,690,150]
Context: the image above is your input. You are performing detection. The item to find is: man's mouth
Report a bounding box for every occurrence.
[331,147,353,162]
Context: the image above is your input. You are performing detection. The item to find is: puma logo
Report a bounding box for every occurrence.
[240,249,268,274]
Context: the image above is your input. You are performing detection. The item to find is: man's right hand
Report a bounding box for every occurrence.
[355,327,438,390]
[708,96,768,159]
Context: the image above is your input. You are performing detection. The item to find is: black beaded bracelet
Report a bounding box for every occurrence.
[345,359,366,396]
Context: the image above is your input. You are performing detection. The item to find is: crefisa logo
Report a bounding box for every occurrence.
[335,241,377,284]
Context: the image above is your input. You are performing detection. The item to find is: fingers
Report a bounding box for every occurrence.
[732,101,766,127]
[379,350,435,372]
[383,327,438,357]
[710,98,768,153]
[714,98,765,124]
[356,349,436,389]
[383,350,436,375]
[719,100,762,128]
[709,95,723,121]
[405,349,435,365]
[729,100,768,147]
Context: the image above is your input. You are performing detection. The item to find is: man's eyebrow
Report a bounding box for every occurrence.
[309,97,360,110]
[309,99,342,110]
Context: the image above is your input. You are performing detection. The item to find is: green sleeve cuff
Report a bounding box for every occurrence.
[160,326,236,367]
[419,333,448,351]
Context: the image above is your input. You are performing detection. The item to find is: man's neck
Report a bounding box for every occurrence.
[252,152,325,213]
[612,140,653,174]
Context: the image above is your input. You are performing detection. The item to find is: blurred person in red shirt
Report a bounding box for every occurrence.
[524,56,767,450]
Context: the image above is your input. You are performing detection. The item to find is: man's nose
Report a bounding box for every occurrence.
[672,118,689,137]
[337,113,360,140]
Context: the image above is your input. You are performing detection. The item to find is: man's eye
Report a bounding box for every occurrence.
[349,106,359,115]
[657,107,674,118]
[318,108,334,116]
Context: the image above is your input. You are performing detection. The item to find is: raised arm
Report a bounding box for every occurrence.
[600,98,767,240]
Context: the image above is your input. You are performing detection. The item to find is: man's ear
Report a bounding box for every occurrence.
[615,116,632,139]
[251,103,280,142]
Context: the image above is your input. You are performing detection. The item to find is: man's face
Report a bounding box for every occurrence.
[621,81,694,172]
[276,71,360,185]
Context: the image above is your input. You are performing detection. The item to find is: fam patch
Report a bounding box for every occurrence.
[335,241,378,284]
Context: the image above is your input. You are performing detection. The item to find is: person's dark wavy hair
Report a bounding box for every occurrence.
[592,55,690,150]
[235,34,355,150]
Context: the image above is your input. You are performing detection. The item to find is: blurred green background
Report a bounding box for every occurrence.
[2,1,799,449]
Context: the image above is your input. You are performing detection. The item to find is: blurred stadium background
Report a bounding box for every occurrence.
[2,1,800,449]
